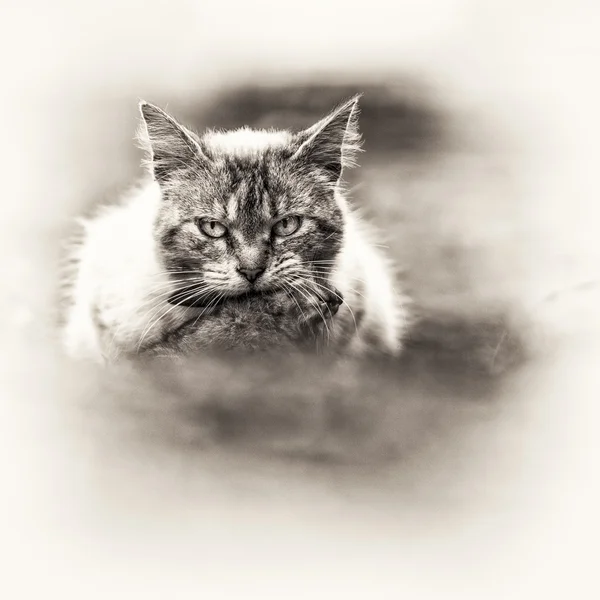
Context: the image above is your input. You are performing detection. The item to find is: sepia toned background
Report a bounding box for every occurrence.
[1,0,599,598]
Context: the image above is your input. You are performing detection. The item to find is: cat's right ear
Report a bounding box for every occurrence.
[138,101,209,182]
[290,95,362,182]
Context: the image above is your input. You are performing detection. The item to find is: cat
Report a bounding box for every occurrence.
[61,95,406,362]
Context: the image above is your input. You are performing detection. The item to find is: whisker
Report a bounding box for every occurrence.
[296,269,367,300]
[320,230,342,244]
[141,278,204,297]
[135,281,216,314]
[295,263,368,298]
[106,280,206,355]
[136,283,213,352]
[292,278,332,345]
[285,279,320,337]
[184,290,227,340]
[280,280,310,330]
[294,273,359,336]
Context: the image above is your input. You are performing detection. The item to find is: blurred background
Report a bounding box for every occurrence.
[1,0,600,598]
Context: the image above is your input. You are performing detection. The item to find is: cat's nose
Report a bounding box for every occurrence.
[237,267,265,283]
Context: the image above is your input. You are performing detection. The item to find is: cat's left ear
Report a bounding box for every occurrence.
[291,95,363,181]
[138,101,209,183]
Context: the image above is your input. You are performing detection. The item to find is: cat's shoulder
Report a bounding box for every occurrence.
[70,180,160,269]
[83,179,160,236]
[61,179,162,309]
[61,180,165,361]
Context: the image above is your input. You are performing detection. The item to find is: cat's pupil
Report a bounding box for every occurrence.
[282,219,288,229]
[210,222,216,229]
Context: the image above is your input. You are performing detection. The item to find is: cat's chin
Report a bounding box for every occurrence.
[167,288,276,308]
[167,285,343,311]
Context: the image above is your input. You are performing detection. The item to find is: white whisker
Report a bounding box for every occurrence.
[288,278,331,344]
[136,283,215,352]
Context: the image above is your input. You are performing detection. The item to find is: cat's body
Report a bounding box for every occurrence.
[62,97,406,362]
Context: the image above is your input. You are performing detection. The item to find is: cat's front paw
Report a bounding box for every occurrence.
[304,288,344,325]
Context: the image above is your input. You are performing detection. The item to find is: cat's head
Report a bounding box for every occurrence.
[138,95,362,306]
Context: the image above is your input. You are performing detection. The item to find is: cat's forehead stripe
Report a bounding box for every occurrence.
[226,194,238,221]
[210,146,319,227]
[222,158,274,226]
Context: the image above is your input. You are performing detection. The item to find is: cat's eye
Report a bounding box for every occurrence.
[199,219,227,238]
[272,216,302,237]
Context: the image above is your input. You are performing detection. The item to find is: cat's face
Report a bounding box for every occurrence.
[139,97,361,306]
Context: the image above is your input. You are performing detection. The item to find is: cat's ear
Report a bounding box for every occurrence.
[138,101,208,182]
[291,95,363,181]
